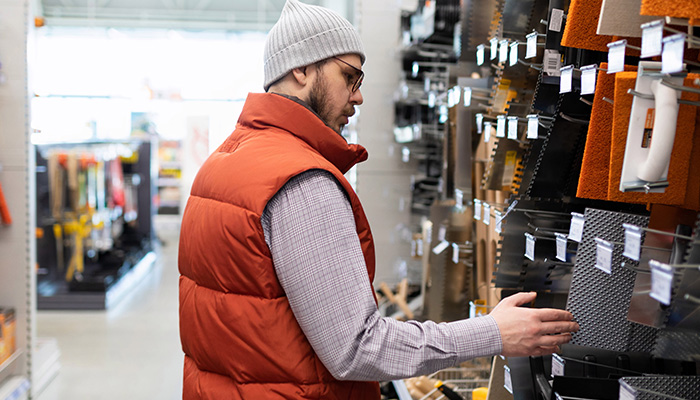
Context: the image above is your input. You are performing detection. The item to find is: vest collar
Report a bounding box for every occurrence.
[237,92,368,174]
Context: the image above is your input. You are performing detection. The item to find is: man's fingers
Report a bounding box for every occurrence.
[534,308,576,322]
[541,321,579,335]
[501,291,537,307]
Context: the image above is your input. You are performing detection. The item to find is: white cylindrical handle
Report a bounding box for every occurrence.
[637,80,680,182]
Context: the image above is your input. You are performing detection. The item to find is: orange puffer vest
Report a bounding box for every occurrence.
[179,93,380,399]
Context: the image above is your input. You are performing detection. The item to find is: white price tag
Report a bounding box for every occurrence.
[455,189,464,208]
[507,116,519,139]
[496,115,506,138]
[425,224,432,246]
[451,86,461,106]
[509,42,519,67]
[560,65,574,94]
[473,199,482,221]
[568,212,585,243]
[622,223,642,261]
[438,225,446,242]
[452,243,460,264]
[650,260,674,306]
[476,113,483,134]
[527,114,539,139]
[433,240,450,255]
[416,239,423,256]
[463,87,472,107]
[555,232,568,262]
[504,365,513,394]
[490,37,499,60]
[544,49,562,76]
[525,232,536,261]
[595,237,614,274]
[607,40,627,74]
[482,203,491,225]
[484,122,492,142]
[580,64,597,95]
[526,32,538,59]
[495,210,503,234]
[641,20,663,58]
[619,380,637,400]
[662,33,685,75]
[477,44,485,66]
[549,8,564,33]
[551,354,565,378]
[499,40,509,64]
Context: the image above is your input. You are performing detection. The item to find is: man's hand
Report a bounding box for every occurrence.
[490,292,579,357]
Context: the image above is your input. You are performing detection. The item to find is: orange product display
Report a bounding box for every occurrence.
[606,72,700,209]
[0,308,16,364]
[641,0,700,20]
[561,0,642,53]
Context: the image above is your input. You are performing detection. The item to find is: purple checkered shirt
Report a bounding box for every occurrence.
[261,169,502,381]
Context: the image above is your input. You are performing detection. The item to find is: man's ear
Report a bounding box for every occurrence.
[291,66,310,87]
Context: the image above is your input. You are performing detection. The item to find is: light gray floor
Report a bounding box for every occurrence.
[36,224,183,400]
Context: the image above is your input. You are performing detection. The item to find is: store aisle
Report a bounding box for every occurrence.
[36,224,183,400]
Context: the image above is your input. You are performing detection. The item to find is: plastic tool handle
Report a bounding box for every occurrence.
[637,80,680,182]
[434,380,464,400]
[0,181,12,225]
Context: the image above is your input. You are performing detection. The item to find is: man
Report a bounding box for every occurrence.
[179,0,579,399]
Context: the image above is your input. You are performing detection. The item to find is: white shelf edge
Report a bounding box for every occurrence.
[0,376,29,400]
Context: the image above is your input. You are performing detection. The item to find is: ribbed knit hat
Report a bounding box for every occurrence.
[263,0,365,91]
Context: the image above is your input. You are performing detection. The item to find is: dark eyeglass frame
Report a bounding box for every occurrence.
[331,56,364,93]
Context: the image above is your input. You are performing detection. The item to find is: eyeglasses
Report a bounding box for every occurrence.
[331,56,364,93]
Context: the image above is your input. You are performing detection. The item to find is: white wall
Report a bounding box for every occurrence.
[355,0,416,287]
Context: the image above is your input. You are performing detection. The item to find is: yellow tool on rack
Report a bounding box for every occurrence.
[63,214,91,282]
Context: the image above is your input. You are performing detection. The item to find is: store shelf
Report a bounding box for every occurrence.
[0,351,22,386]
[0,376,29,400]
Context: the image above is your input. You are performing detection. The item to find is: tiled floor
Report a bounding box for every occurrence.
[36,224,183,400]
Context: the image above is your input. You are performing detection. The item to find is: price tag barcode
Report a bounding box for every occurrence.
[641,20,663,58]
[509,41,519,67]
[650,260,674,305]
[568,212,585,243]
[622,223,642,261]
[433,240,450,255]
[504,365,513,394]
[595,237,614,274]
[490,37,499,60]
[497,115,506,138]
[473,199,482,221]
[476,44,486,66]
[495,210,503,234]
[452,243,460,264]
[525,232,536,261]
[580,64,597,95]
[482,203,491,225]
[555,232,568,262]
[607,40,626,74]
[560,65,574,94]
[526,32,537,59]
[476,113,483,134]
[484,122,492,142]
[662,33,685,75]
[527,114,539,139]
[544,49,562,76]
[507,116,519,139]
[551,354,565,378]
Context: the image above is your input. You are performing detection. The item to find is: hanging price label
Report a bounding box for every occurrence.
[482,203,491,225]
[473,198,482,221]
[568,212,585,243]
[416,238,423,256]
[662,33,685,75]
[607,40,627,74]
[452,243,460,264]
[476,113,483,134]
[495,210,503,234]
[484,122,492,142]
[595,237,614,274]
[555,232,568,262]
[560,65,574,93]
[490,37,499,60]
[641,20,663,58]
[527,114,539,139]
[433,240,450,255]
[504,365,513,394]
[650,260,674,305]
[526,32,538,59]
[619,381,637,400]
[463,87,472,107]
[509,42,519,67]
[525,232,536,261]
[455,189,464,208]
[499,39,509,63]
[551,354,565,378]
[580,64,597,95]
[549,8,564,32]
[507,116,519,139]
[497,115,506,138]
[477,44,486,66]
[622,223,642,261]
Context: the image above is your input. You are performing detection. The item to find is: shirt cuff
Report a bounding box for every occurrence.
[445,315,503,361]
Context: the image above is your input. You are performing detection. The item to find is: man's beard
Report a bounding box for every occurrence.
[308,71,343,134]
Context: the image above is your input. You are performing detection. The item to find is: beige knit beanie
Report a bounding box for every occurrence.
[263,0,365,91]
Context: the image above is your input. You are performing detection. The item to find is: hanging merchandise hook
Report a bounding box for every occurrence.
[558,112,590,125]
[628,86,700,107]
